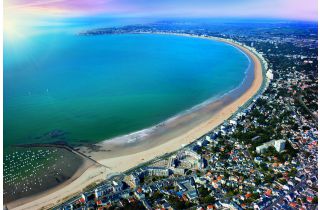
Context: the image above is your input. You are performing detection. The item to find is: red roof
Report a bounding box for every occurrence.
[307,196,313,203]
[182,194,189,201]
[265,189,272,197]
[207,204,214,210]
[289,202,297,208]
[79,197,85,203]
[245,193,252,199]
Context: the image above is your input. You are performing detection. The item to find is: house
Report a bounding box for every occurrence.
[207,204,214,210]
[112,181,123,191]
[124,174,140,188]
[94,188,103,199]
[79,194,86,203]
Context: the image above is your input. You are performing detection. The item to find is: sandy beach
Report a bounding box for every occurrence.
[6,145,110,210]
[78,33,264,169]
[8,34,265,210]
[8,164,109,210]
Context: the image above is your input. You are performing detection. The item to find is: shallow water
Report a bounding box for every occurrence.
[4,33,250,149]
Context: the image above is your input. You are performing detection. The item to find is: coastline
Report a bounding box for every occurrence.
[79,32,264,168]
[8,164,108,210]
[6,145,108,210]
[85,32,256,151]
[9,33,266,209]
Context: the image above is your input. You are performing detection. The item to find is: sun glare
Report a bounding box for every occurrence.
[4,19,20,39]
[3,13,29,43]
[3,9,38,43]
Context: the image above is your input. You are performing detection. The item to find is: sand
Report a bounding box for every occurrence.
[4,147,88,204]
[8,164,109,210]
[80,34,264,169]
[8,34,264,210]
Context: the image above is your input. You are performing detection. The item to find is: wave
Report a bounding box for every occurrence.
[98,38,254,146]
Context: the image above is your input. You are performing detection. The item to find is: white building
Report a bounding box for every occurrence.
[206,135,214,143]
[145,167,169,177]
[172,168,185,175]
[184,150,201,160]
[256,140,286,154]
[256,143,272,154]
[229,120,237,125]
[94,188,101,198]
[266,70,274,80]
[274,140,286,152]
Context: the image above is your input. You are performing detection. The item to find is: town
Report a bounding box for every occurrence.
[56,21,318,210]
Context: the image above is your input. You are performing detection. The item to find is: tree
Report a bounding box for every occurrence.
[312,196,318,204]
[264,174,273,183]
[186,169,193,175]
[254,178,261,185]
[202,195,216,204]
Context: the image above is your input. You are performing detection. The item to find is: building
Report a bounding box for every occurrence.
[79,194,86,203]
[256,143,271,154]
[124,174,140,188]
[94,188,102,199]
[205,135,213,143]
[141,199,153,210]
[256,140,286,154]
[145,167,169,177]
[216,200,242,210]
[274,140,286,153]
[254,157,263,164]
[266,70,274,80]
[171,168,185,175]
[184,150,201,160]
[186,190,198,201]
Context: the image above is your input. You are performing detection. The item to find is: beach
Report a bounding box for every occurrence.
[8,164,108,210]
[79,34,264,169]
[5,145,109,210]
[8,34,264,209]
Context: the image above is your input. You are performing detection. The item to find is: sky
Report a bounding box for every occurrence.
[3,0,318,39]
[4,0,318,21]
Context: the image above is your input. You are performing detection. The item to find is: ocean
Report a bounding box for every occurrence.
[4,32,250,150]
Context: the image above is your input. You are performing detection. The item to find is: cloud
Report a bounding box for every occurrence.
[4,0,318,20]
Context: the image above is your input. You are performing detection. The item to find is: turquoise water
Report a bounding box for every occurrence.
[4,33,250,149]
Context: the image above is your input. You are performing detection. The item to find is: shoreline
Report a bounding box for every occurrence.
[5,145,108,210]
[87,32,256,150]
[8,164,108,210]
[9,33,266,209]
[77,32,265,163]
